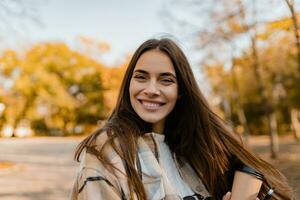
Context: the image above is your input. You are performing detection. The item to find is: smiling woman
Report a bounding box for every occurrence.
[129,50,178,134]
[71,38,293,200]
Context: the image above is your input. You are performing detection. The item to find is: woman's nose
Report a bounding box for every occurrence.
[143,81,160,96]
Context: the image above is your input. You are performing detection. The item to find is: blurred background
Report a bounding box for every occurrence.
[0,0,299,199]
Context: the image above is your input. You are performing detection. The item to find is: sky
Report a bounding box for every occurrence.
[3,0,299,64]
[1,0,299,94]
[38,0,172,62]
[3,0,176,65]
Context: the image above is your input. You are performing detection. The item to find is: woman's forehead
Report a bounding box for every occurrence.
[134,50,175,74]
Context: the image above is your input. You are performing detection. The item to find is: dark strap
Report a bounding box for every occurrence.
[79,175,127,199]
[237,165,264,181]
[183,193,206,200]
[78,176,114,193]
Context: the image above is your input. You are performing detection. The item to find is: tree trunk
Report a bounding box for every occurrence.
[236,107,250,144]
[251,20,279,158]
[268,112,279,158]
[291,108,300,140]
[223,97,234,131]
[284,0,300,142]
[12,98,32,137]
[231,57,250,144]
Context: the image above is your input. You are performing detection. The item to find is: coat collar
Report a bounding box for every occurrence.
[137,133,211,200]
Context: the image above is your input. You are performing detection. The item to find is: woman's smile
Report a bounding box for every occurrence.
[138,99,166,111]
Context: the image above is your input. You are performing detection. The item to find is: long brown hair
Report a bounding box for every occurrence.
[75,38,293,200]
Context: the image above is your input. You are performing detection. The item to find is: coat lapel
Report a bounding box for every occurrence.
[134,134,211,200]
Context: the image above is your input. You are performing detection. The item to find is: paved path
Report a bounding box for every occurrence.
[248,136,300,199]
[0,137,81,200]
[0,136,299,200]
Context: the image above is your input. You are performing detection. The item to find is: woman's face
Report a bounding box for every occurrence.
[129,49,178,133]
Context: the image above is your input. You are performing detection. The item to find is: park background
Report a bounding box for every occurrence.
[0,0,300,199]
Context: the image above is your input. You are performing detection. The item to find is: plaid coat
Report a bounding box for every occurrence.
[70,132,211,200]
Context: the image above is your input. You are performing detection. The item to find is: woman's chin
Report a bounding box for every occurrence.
[139,115,164,124]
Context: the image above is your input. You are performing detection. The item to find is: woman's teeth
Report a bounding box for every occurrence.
[143,101,161,108]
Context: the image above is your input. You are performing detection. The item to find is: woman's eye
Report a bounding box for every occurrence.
[162,79,173,83]
[134,75,146,80]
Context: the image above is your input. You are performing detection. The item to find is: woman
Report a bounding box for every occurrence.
[71,38,293,200]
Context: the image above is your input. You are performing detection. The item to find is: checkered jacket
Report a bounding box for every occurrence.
[70,132,211,200]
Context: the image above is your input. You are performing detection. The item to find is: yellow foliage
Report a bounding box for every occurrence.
[257,14,300,40]
[268,17,293,31]
[227,18,246,34]
[101,62,127,111]
[0,40,131,134]
[0,49,19,76]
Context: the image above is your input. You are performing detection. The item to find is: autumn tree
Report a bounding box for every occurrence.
[164,0,300,157]
[0,42,108,136]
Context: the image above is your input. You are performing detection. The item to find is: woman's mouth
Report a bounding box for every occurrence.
[138,99,166,111]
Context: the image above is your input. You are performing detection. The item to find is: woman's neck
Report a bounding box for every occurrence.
[152,119,165,134]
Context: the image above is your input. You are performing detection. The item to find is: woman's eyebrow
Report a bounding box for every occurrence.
[133,69,176,78]
[160,72,177,79]
[133,69,148,74]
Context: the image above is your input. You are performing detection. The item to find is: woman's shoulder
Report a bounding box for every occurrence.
[79,130,120,165]
[71,130,126,200]
[93,130,112,149]
[77,130,128,181]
